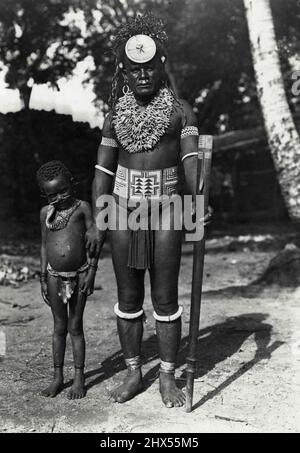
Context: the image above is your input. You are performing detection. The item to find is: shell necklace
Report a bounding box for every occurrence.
[113,87,174,153]
[46,199,81,231]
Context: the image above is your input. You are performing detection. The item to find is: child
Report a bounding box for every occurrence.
[37,160,100,399]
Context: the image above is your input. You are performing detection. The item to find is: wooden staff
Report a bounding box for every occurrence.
[186,135,213,413]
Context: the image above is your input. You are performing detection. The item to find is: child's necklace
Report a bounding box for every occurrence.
[46,199,81,231]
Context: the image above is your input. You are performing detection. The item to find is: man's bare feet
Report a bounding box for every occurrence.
[159,372,185,408]
[67,368,86,400]
[110,369,143,403]
[41,368,64,398]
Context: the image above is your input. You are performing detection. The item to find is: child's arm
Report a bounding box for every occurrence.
[40,207,50,305]
[81,202,101,296]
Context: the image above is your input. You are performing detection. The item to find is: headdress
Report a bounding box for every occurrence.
[111,13,168,59]
[109,13,168,110]
[109,13,180,153]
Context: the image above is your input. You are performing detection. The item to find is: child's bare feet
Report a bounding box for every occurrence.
[41,367,64,398]
[110,369,143,403]
[67,368,86,400]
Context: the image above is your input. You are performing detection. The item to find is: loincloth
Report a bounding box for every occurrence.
[112,165,179,270]
[47,262,89,304]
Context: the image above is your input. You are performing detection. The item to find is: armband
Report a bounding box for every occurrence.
[95,165,115,177]
[100,137,118,148]
[181,152,198,162]
[180,126,199,139]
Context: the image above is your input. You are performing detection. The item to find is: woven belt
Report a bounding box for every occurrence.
[113,164,179,200]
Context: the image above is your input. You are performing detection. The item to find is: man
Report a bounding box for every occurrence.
[92,14,201,408]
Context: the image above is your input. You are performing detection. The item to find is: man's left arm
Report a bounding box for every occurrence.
[180,101,213,225]
[179,100,199,199]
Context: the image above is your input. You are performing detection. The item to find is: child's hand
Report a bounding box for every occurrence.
[80,268,96,296]
[41,281,50,306]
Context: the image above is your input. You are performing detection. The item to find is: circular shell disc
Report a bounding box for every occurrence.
[125,34,157,63]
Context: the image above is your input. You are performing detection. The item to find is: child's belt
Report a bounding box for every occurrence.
[47,262,89,304]
[47,262,89,278]
[113,164,179,200]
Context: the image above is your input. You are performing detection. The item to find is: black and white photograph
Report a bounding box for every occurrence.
[0,0,299,435]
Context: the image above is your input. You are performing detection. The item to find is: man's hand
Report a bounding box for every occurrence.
[204,205,213,226]
[191,203,213,226]
[85,224,106,257]
[41,281,50,306]
[80,268,96,296]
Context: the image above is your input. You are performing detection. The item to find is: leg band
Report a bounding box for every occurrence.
[153,306,183,322]
[160,360,176,374]
[114,303,144,320]
[125,355,141,370]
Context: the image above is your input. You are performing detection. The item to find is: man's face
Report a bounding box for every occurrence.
[124,57,163,99]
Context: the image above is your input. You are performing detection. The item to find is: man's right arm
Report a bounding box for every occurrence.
[93,113,118,217]
[86,113,118,254]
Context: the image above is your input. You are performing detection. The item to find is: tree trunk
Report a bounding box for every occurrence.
[20,85,32,110]
[243,0,300,220]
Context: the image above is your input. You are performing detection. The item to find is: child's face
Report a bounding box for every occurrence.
[42,174,73,209]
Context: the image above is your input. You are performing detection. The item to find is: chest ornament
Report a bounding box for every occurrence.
[46,199,81,231]
[112,87,174,154]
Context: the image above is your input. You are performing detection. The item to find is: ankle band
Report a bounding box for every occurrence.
[160,360,176,374]
[125,355,141,370]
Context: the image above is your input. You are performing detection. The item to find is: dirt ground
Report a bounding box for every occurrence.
[0,239,300,433]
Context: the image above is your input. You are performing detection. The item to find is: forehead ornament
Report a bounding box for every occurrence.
[125,34,157,63]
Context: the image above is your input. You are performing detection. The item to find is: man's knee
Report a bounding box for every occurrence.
[151,288,178,317]
[118,288,144,314]
[68,319,83,336]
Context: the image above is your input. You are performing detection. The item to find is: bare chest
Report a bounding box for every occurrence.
[117,111,182,169]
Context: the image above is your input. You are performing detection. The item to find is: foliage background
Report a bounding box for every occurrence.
[0,0,299,233]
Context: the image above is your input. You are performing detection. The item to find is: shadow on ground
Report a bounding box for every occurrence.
[77,313,283,410]
[180,281,266,300]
